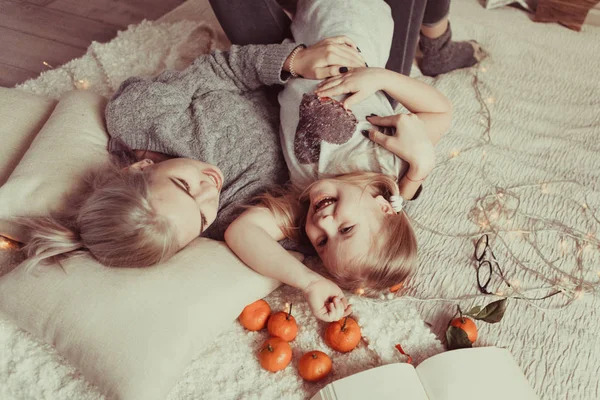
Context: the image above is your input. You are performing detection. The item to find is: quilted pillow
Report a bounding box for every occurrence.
[0,90,110,242]
[0,88,56,187]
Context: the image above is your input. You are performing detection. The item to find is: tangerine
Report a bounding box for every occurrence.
[325,316,361,353]
[258,337,292,372]
[267,303,298,341]
[298,351,332,382]
[239,299,271,331]
[450,317,478,343]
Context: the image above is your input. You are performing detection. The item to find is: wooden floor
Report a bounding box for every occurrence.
[0,0,186,88]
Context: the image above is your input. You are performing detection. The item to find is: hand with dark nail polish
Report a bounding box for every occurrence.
[361,130,370,138]
[339,67,349,73]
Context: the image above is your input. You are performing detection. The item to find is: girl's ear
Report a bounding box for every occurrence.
[374,195,395,215]
[126,159,154,172]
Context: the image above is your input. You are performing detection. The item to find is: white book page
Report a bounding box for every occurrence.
[416,347,539,400]
[311,363,429,400]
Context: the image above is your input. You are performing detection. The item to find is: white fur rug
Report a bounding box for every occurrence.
[2,1,600,399]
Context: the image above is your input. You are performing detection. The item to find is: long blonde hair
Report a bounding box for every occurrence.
[18,160,180,271]
[258,171,418,296]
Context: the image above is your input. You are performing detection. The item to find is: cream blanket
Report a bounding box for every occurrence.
[2,0,599,399]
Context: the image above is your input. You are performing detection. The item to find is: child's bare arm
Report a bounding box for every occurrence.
[225,207,351,321]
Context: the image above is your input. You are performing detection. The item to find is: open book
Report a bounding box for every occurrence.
[311,347,539,400]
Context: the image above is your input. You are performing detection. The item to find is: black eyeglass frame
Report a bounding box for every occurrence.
[474,234,510,295]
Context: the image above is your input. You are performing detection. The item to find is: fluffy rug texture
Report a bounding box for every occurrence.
[2,0,600,399]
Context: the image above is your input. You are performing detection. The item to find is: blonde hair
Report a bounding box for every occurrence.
[258,171,418,296]
[19,162,180,271]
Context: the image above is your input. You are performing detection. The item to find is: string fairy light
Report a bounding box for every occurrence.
[42,60,90,91]
[404,61,600,312]
[0,235,20,251]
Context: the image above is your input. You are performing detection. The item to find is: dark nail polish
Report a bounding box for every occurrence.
[368,113,378,117]
[357,47,362,53]
[361,130,370,138]
[339,66,349,73]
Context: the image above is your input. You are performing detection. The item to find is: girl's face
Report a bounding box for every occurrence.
[132,158,224,249]
[304,179,395,273]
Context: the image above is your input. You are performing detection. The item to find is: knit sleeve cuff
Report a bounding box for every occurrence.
[258,41,302,86]
[107,132,172,160]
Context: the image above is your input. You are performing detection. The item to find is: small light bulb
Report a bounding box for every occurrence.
[541,183,549,194]
[582,203,588,209]
[0,237,19,250]
[451,150,460,158]
[486,97,495,104]
[480,67,487,72]
[75,79,89,90]
[356,288,365,296]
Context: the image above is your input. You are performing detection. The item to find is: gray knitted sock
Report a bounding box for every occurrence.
[418,22,482,77]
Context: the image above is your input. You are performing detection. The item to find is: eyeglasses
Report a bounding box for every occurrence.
[474,234,510,295]
[473,234,564,302]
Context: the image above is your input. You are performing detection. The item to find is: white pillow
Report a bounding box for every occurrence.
[0,238,280,400]
[0,90,110,242]
[0,88,56,186]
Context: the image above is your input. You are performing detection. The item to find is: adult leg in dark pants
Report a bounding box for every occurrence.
[385,0,484,77]
[208,0,292,45]
[384,0,427,77]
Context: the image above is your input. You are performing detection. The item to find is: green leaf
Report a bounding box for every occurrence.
[446,326,473,350]
[467,299,507,324]
[466,305,482,315]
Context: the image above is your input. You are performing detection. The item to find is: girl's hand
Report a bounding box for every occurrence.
[286,36,366,80]
[366,114,436,175]
[314,67,387,109]
[303,278,352,322]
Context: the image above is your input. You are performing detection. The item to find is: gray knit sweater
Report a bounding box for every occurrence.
[105,43,298,241]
